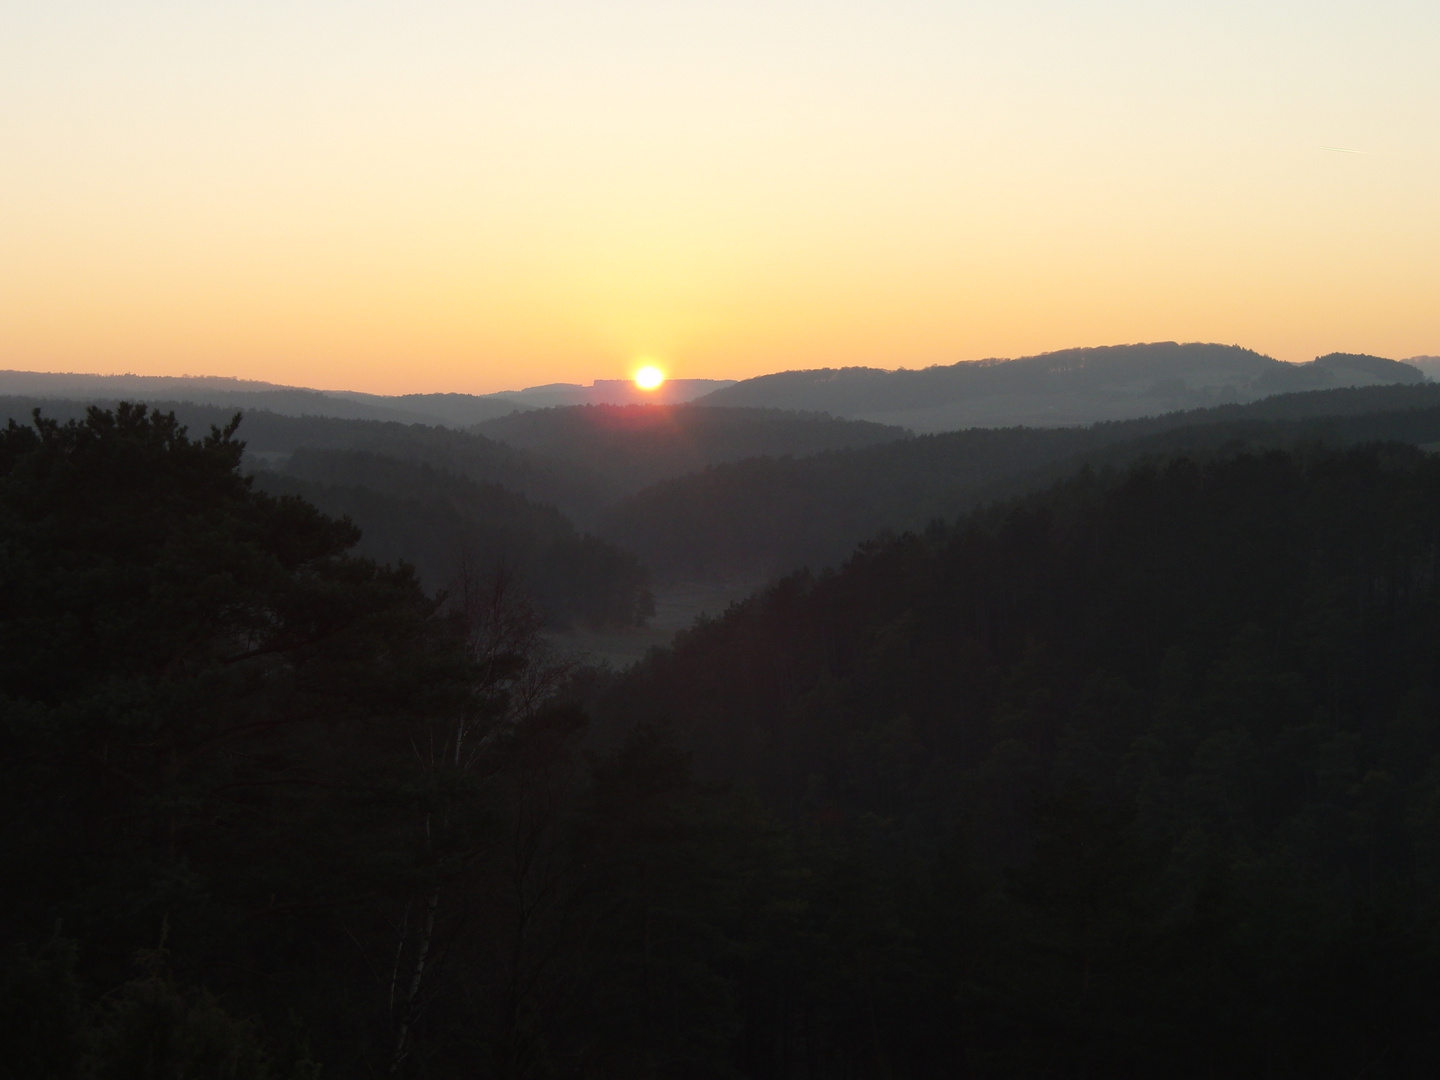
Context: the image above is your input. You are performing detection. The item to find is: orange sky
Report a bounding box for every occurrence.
[3,1,1438,394]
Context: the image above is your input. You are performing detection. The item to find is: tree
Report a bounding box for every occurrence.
[0,405,525,1069]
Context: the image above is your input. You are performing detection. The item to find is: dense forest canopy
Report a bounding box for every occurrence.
[0,405,759,1076]
[0,404,493,1073]
[591,440,1440,1075]
[8,376,1440,1075]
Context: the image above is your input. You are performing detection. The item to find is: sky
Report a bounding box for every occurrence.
[2,0,1438,395]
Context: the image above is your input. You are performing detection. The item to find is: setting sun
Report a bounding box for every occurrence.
[634,365,666,391]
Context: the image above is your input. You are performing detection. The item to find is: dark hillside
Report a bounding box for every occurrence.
[0,405,731,1075]
[255,450,652,628]
[604,384,1440,580]
[592,443,1440,1073]
[476,403,908,494]
[0,398,646,624]
[9,404,1440,1075]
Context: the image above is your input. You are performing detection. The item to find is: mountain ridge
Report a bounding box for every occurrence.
[602,381,1440,582]
[6,344,1428,433]
[696,342,1425,431]
[0,370,734,427]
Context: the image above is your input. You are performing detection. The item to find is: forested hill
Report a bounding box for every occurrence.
[697,342,1425,431]
[590,441,1440,1072]
[0,371,522,425]
[475,404,908,493]
[0,396,909,515]
[254,450,653,628]
[0,371,740,426]
[603,382,1440,580]
[0,404,704,1075]
[0,397,599,518]
[6,343,1425,436]
[0,399,653,627]
[8,404,1440,1075]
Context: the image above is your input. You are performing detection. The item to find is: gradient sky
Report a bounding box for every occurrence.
[3,0,1438,394]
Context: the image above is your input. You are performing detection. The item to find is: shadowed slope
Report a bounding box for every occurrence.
[477,404,909,495]
[604,382,1440,581]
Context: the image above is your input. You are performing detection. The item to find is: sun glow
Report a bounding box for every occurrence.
[634,365,666,391]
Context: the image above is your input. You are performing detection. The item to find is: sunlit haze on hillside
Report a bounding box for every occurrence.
[3,1,1438,393]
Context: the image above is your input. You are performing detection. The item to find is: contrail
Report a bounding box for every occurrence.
[1321,145,1366,154]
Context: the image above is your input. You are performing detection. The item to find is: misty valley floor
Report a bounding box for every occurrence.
[547,578,766,669]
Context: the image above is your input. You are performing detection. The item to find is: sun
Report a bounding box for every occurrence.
[634,365,666,391]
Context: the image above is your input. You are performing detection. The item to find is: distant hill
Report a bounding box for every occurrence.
[1405,355,1440,381]
[602,382,1440,581]
[0,371,456,423]
[10,346,1424,435]
[697,343,1425,432]
[476,404,909,495]
[0,371,736,427]
[0,397,604,522]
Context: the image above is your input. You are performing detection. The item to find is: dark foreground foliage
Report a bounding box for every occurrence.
[7,403,1440,1077]
[0,397,656,629]
[0,406,766,1077]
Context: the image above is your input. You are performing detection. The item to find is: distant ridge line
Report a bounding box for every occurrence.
[696,342,1425,432]
[3,343,1431,434]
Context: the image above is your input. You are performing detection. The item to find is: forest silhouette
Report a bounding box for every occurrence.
[5,364,1440,1075]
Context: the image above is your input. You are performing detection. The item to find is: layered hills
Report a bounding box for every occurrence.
[0,370,733,427]
[7,343,1439,636]
[698,342,1426,431]
[24,398,1440,1072]
[603,382,1440,581]
[11,345,1440,1073]
[0,395,903,629]
[0,396,645,627]
[475,404,906,494]
[5,342,1426,436]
